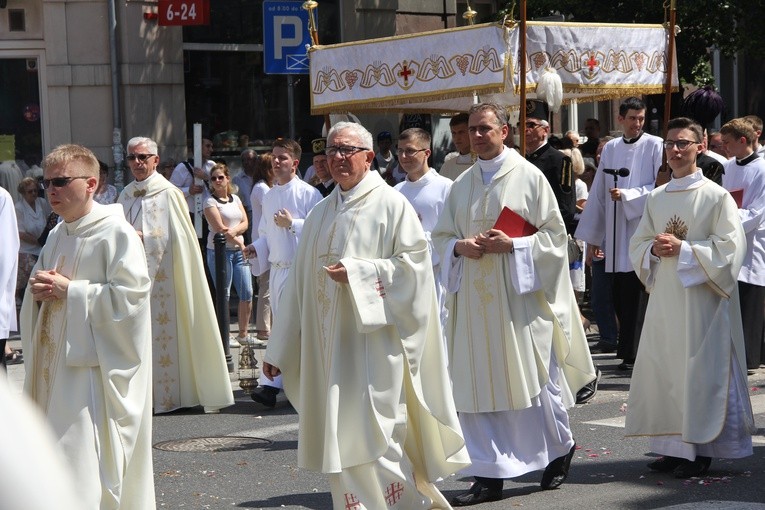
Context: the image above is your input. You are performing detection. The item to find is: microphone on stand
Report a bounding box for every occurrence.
[603,167,631,177]
[603,168,630,275]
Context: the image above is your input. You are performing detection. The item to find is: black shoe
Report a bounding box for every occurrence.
[541,443,576,490]
[646,456,685,472]
[673,456,711,479]
[593,342,617,354]
[451,482,502,507]
[576,368,601,404]
[617,360,634,371]
[250,385,279,408]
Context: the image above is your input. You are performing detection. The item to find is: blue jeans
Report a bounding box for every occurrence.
[206,248,253,302]
[590,259,617,345]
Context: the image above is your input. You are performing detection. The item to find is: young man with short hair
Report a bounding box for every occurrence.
[439,113,474,181]
[245,138,322,407]
[627,116,755,478]
[719,118,765,371]
[575,97,664,371]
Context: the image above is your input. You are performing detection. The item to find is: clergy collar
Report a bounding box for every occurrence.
[322,179,334,187]
[133,171,160,192]
[525,141,549,160]
[477,146,511,174]
[666,169,704,191]
[735,152,758,166]
[622,132,644,144]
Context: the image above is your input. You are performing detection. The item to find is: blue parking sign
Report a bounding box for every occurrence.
[263,1,312,75]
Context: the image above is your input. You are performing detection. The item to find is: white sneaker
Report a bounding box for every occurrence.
[229,336,242,348]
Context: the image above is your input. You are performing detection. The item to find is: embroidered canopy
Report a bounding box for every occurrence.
[309,21,679,115]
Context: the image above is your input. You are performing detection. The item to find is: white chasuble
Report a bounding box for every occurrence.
[119,173,233,414]
[627,175,756,444]
[21,204,155,509]
[432,149,596,414]
[264,171,469,483]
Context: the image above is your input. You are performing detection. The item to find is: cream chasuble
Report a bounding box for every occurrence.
[119,173,233,414]
[264,171,469,481]
[626,173,756,444]
[432,148,596,413]
[20,204,155,509]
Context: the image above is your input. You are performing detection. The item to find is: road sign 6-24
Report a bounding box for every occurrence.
[158,0,210,26]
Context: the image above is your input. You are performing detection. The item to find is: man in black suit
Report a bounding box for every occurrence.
[523,100,577,234]
[310,138,334,197]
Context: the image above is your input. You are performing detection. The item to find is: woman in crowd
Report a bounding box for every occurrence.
[249,153,273,345]
[93,161,118,204]
[203,163,253,347]
[15,177,50,299]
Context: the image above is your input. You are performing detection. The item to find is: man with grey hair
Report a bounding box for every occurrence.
[433,102,595,506]
[118,136,233,414]
[262,121,469,508]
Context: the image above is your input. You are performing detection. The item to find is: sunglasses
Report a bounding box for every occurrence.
[210,175,226,181]
[42,176,90,189]
[126,153,156,162]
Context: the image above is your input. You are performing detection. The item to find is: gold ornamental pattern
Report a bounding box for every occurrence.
[313,46,504,95]
[664,214,689,241]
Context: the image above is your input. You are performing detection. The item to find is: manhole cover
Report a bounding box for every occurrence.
[154,436,272,452]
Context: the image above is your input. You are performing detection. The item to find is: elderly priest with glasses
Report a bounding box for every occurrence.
[118,136,233,415]
[261,121,470,509]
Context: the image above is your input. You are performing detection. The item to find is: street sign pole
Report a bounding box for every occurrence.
[264,1,312,141]
[288,75,296,140]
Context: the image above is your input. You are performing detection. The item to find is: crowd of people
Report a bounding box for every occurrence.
[0,94,763,509]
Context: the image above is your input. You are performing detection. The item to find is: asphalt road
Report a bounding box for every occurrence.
[7,338,765,509]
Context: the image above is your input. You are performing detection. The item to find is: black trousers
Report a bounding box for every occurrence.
[738,281,765,369]
[612,271,648,362]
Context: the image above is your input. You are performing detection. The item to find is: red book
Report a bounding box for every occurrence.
[729,188,744,208]
[493,206,538,237]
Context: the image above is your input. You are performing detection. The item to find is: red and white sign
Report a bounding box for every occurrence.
[158,0,210,26]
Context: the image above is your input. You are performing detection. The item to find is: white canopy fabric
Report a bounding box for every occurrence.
[309,21,678,115]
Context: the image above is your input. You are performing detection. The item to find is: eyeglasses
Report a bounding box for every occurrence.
[24,189,38,195]
[663,139,697,151]
[42,176,90,189]
[126,153,156,162]
[325,145,369,158]
[210,175,226,181]
[398,148,428,158]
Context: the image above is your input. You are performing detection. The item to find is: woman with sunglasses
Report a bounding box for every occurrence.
[14,177,51,307]
[203,163,253,347]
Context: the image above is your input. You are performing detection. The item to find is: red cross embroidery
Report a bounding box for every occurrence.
[374,278,386,298]
[398,63,413,85]
[344,492,361,509]
[586,53,599,72]
[384,482,404,506]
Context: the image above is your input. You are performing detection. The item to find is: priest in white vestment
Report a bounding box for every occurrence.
[394,128,453,335]
[0,185,19,370]
[627,117,755,478]
[432,103,596,507]
[118,137,234,414]
[262,122,470,509]
[21,144,155,509]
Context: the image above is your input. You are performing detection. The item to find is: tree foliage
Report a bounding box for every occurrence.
[494,1,765,86]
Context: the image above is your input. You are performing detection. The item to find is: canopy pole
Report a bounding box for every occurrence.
[303,1,330,134]
[662,0,677,139]
[519,0,527,151]
[656,0,677,187]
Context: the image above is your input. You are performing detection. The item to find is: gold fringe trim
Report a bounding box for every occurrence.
[310,84,507,115]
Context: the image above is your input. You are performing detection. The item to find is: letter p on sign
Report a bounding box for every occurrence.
[274,16,302,60]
